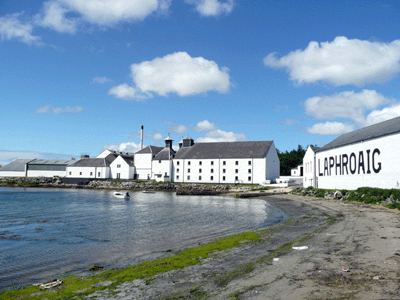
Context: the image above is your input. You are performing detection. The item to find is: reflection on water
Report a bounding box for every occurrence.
[0,187,286,289]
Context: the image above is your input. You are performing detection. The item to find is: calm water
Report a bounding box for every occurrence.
[0,187,286,289]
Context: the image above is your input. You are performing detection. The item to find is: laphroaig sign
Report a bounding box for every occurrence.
[318,148,381,176]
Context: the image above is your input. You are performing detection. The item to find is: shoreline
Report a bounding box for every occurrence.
[1,192,399,299]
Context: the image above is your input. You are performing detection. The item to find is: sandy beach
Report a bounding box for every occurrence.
[84,193,400,300]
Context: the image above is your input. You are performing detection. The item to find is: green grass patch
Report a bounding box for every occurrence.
[0,231,261,300]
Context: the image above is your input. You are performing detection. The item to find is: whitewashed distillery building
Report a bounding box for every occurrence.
[303,116,400,190]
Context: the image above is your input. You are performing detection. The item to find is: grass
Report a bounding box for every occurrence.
[0,231,261,300]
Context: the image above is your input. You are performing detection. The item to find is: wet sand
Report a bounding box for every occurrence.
[85,194,400,300]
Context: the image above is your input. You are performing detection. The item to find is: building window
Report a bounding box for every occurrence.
[248,176,251,181]
[187,175,190,180]
[211,161,214,165]
[176,175,179,180]
[210,176,213,181]
[188,161,191,165]
[117,173,121,179]
[199,176,202,180]
[177,168,179,173]
[248,169,251,173]
[223,161,226,165]
[199,169,202,173]
[222,176,226,181]
[98,172,100,177]
[69,172,71,175]
[90,172,93,176]
[159,160,161,163]
[177,161,180,165]
[235,161,238,165]
[117,164,121,168]
[235,169,238,173]
[223,169,226,173]
[199,161,202,165]
[211,169,214,173]
[235,176,238,181]
[79,172,82,175]
[248,161,251,165]
[188,168,190,173]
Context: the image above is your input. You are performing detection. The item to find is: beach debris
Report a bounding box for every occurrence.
[89,265,104,271]
[33,279,63,289]
[292,246,309,250]
[273,258,280,261]
[342,267,350,272]
[373,275,382,280]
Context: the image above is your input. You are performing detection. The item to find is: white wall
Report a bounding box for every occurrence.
[315,133,400,190]
[303,146,316,188]
[110,156,134,179]
[66,167,109,179]
[27,170,67,177]
[134,153,153,179]
[152,159,172,181]
[0,171,26,177]
[265,142,280,181]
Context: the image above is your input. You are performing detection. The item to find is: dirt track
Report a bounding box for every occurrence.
[86,194,400,300]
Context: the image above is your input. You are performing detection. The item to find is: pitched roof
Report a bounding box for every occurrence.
[174,141,274,159]
[154,148,175,160]
[28,159,75,165]
[318,116,400,152]
[68,154,117,168]
[135,145,164,155]
[121,156,134,166]
[0,159,35,172]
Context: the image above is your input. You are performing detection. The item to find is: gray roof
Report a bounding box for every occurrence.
[135,145,164,155]
[174,141,274,159]
[154,148,175,160]
[121,156,134,166]
[28,159,75,165]
[68,154,117,168]
[0,159,35,172]
[318,116,400,152]
[106,149,135,157]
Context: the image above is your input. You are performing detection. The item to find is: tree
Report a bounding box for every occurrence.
[277,145,306,176]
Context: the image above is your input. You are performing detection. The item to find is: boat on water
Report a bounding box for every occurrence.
[113,192,130,199]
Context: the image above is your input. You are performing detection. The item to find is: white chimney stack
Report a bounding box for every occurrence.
[140,125,144,149]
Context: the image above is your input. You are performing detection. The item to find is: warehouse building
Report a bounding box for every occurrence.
[0,159,75,178]
[303,116,400,190]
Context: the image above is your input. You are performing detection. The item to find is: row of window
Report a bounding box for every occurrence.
[69,171,101,177]
[176,160,252,166]
[176,175,252,181]
[176,168,252,174]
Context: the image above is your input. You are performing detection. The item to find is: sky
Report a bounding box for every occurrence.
[1,0,400,165]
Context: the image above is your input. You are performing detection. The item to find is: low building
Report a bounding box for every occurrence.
[134,145,164,180]
[303,116,400,190]
[291,164,303,177]
[0,159,35,177]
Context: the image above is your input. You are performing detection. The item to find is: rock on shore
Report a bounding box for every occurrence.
[175,184,230,195]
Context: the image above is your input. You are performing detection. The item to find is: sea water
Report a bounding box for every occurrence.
[0,187,286,289]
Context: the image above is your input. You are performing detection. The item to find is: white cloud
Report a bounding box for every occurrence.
[93,76,113,84]
[264,36,400,87]
[105,141,142,153]
[307,122,355,136]
[281,119,299,126]
[194,120,217,131]
[153,133,163,140]
[186,0,234,17]
[196,129,247,142]
[41,0,168,28]
[305,90,391,125]
[0,13,42,45]
[36,105,84,114]
[108,83,150,100]
[364,103,400,126]
[35,1,78,34]
[171,125,188,134]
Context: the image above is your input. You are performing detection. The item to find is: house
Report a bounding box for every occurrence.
[134,145,164,180]
[151,135,176,182]
[303,116,400,190]
[66,154,115,179]
[172,137,280,184]
[290,164,303,177]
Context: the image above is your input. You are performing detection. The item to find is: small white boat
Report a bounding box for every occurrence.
[114,192,130,199]
[142,190,156,194]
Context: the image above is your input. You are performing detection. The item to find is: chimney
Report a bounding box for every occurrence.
[140,125,144,149]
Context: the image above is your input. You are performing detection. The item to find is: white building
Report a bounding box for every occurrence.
[172,137,280,184]
[151,136,175,182]
[303,116,400,190]
[0,159,75,178]
[134,145,164,180]
[291,164,303,177]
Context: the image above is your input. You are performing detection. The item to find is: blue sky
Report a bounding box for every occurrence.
[1,0,400,165]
